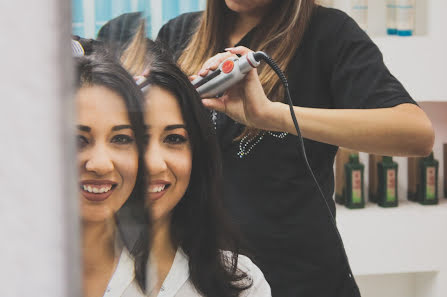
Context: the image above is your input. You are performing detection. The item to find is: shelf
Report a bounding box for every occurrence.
[335,102,447,297]
[336,200,447,276]
[326,0,447,102]
[331,0,429,36]
[371,36,447,102]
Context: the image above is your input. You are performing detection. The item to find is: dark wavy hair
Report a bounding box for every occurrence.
[74,49,150,292]
[122,33,253,295]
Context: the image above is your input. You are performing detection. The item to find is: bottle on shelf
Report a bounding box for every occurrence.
[344,153,365,209]
[377,156,398,207]
[407,156,422,201]
[396,0,415,36]
[386,0,397,35]
[351,0,368,31]
[368,154,383,203]
[418,152,439,205]
[335,148,357,205]
[316,0,334,8]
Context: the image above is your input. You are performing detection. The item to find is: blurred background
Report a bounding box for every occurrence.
[71,0,206,38]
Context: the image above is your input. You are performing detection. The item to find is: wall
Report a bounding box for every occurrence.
[0,0,80,296]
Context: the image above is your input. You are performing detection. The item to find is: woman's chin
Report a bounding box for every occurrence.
[149,207,172,227]
[81,207,115,224]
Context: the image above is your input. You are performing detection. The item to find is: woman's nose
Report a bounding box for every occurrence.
[84,145,114,176]
[145,144,168,176]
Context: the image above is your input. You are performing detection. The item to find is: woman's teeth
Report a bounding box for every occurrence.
[82,185,112,193]
[149,184,166,193]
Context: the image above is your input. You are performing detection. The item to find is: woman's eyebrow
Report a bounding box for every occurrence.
[77,125,90,132]
[165,124,186,131]
[112,125,133,131]
[144,124,187,131]
[144,124,186,131]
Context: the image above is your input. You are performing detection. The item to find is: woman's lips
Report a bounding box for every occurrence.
[147,181,170,201]
[80,180,117,202]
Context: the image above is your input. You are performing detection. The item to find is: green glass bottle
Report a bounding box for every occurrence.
[377,156,398,207]
[418,152,439,205]
[335,148,356,205]
[344,154,365,209]
[368,155,382,203]
[407,157,421,202]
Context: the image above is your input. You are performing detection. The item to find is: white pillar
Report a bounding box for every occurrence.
[0,0,80,297]
[150,0,163,38]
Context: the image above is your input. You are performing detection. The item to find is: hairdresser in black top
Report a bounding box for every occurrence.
[156,1,434,296]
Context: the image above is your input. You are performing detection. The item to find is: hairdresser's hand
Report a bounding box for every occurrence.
[199,46,277,130]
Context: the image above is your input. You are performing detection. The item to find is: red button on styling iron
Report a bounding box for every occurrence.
[222,60,234,73]
[191,52,261,98]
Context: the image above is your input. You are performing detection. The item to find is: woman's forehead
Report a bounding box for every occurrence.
[144,86,185,126]
[76,85,131,126]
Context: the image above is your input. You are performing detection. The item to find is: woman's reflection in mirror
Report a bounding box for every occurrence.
[75,50,148,297]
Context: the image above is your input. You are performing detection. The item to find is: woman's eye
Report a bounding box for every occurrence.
[111,134,134,144]
[164,134,187,145]
[77,135,88,149]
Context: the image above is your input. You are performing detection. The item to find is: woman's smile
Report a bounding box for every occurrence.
[147,180,172,201]
[80,180,118,201]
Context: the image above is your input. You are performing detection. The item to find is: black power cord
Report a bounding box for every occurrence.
[253,51,360,295]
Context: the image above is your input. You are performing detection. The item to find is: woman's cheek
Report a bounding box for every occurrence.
[175,150,192,182]
[118,150,139,188]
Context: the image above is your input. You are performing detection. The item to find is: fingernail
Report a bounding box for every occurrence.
[225,47,234,51]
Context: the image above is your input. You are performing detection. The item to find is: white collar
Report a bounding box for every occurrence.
[103,248,135,297]
[147,248,190,297]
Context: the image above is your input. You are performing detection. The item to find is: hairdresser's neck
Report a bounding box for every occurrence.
[150,217,176,291]
[229,9,267,47]
[82,220,117,273]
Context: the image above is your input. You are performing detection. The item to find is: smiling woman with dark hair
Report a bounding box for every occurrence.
[119,32,271,296]
[74,50,149,297]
